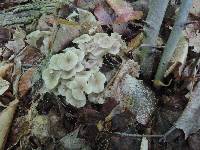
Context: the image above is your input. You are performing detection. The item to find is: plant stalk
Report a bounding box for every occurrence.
[154,0,193,87]
[140,0,169,78]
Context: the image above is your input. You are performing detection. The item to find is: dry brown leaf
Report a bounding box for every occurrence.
[18,68,35,97]
[51,25,80,53]
[175,81,200,138]
[104,59,140,101]
[0,98,19,150]
[0,63,13,78]
[106,0,143,23]
[165,36,188,78]
[0,27,11,43]
[127,32,144,52]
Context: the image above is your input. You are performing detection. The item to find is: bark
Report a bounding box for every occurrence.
[0,1,58,27]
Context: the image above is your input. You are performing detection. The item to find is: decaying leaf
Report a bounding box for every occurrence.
[0,63,13,78]
[190,0,200,16]
[0,27,11,43]
[185,17,200,53]
[18,68,35,97]
[165,36,188,78]
[94,5,114,25]
[103,59,140,101]
[5,27,26,53]
[60,128,91,150]
[51,24,80,53]
[106,0,143,23]
[175,81,200,138]
[0,78,10,95]
[121,74,157,125]
[0,99,19,150]
[126,32,144,53]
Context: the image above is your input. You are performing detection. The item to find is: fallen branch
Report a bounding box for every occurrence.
[0,1,57,26]
[114,132,163,138]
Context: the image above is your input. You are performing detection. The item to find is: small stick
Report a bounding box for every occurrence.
[114,132,163,138]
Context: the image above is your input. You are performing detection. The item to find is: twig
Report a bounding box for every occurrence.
[114,132,163,138]
[154,0,193,87]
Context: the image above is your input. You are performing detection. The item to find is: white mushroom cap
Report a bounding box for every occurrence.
[90,47,107,57]
[109,42,121,54]
[58,80,86,107]
[65,90,86,108]
[64,47,85,62]
[93,33,114,48]
[60,63,84,79]
[49,54,63,70]
[66,76,91,94]
[42,68,61,90]
[73,34,92,44]
[110,32,122,41]
[78,42,97,53]
[88,71,106,93]
[61,69,76,80]
[60,51,79,71]
[49,51,79,71]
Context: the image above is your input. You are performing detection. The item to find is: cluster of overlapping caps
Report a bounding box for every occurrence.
[42,32,126,107]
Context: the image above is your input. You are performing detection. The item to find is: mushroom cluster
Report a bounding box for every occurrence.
[42,32,125,108]
[73,32,126,68]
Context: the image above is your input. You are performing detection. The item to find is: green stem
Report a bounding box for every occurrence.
[141,0,169,60]
[154,0,193,87]
[140,0,169,78]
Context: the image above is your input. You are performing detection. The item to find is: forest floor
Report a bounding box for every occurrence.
[0,0,200,149]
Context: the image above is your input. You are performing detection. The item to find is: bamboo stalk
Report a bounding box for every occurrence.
[154,0,193,87]
[140,0,169,77]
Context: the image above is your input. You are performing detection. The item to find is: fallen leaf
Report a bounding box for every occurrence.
[185,17,200,53]
[26,30,52,55]
[51,24,80,53]
[0,27,11,43]
[5,27,26,53]
[175,81,200,138]
[127,32,144,52]
[94,5,114,25]
[165,36,188,78]
[188,130,200,150]
[190,0,200,16]
[5,39,25,53]
[18,46,43,66]
[76,0,103,9]
[0,63,13,78]
[60,128,91,150]
[0,78,10,95]
[103,59,140,102]
[18,68,35,97]
[106,0,143,23]
[0,98,19,150]
[121,74,157,125]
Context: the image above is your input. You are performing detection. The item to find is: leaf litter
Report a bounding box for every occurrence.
[0,0,200,149]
